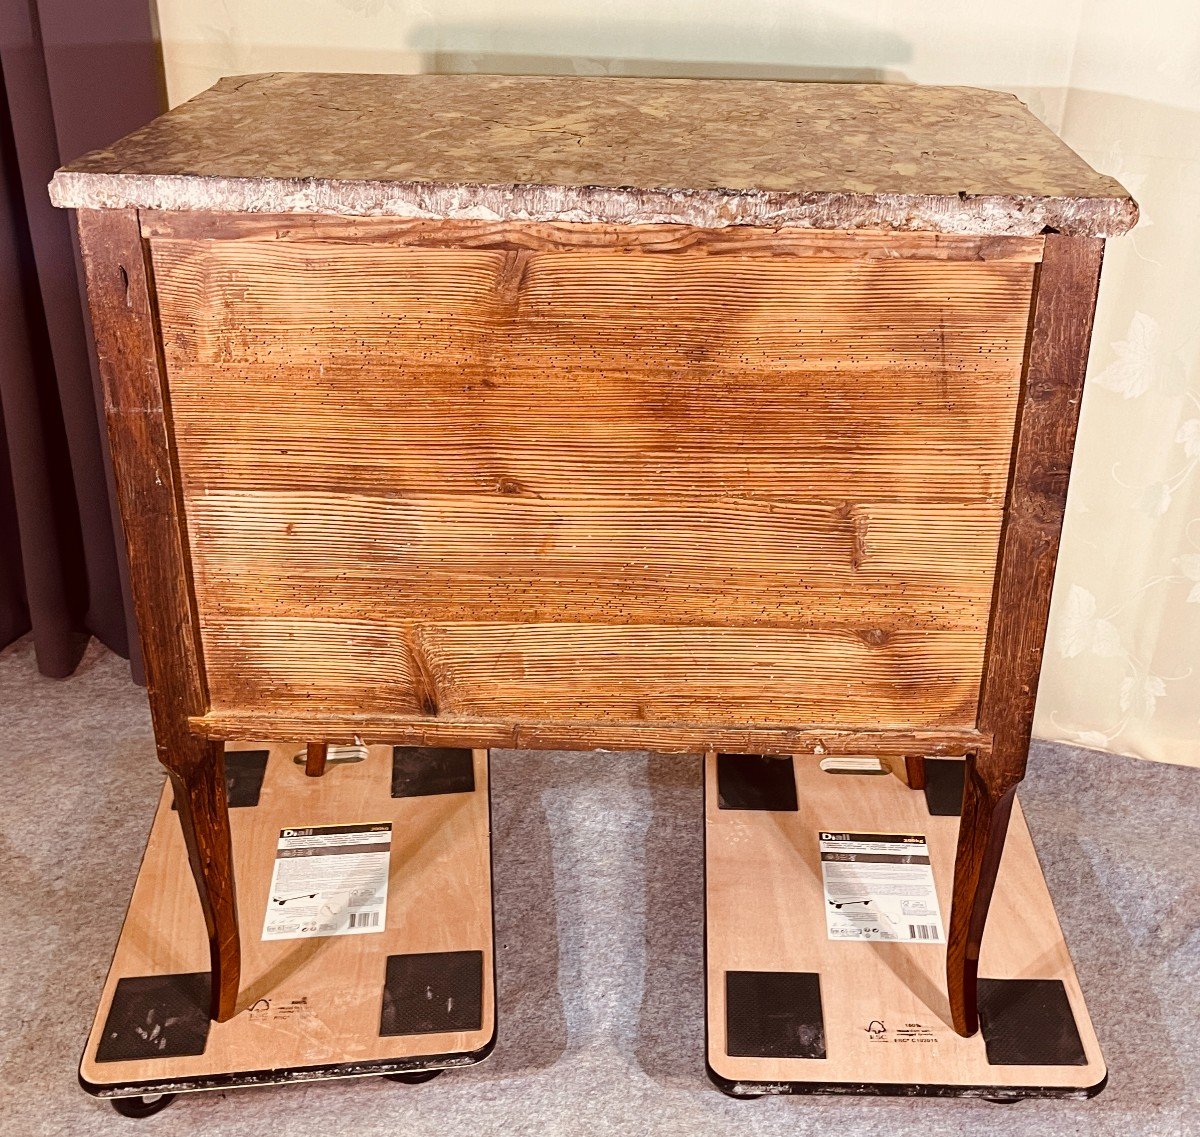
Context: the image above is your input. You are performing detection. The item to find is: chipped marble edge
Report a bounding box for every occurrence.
[47,171,1139,237]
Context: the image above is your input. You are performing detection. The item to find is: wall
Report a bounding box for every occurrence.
[152,0,1200,766]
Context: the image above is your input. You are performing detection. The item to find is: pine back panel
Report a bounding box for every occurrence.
[150,230,1035,732]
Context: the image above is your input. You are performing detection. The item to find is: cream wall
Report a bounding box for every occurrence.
[153,1,1200,767]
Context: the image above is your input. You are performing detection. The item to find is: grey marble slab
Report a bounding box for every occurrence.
[50,74,1135,236]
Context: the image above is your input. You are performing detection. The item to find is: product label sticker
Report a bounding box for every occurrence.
[262,822,391,941]
[819,831,944,943]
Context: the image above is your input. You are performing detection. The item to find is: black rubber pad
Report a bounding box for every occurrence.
[172,749,268,811]
[979,978,1087,1066]
[724,970,826,1059]
[717,754,798,811]
[380,951,484,1036]
[391,747,476,798]
[923,758,965,817]
[95,973,212,1062]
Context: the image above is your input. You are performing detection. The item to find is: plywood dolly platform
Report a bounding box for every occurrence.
[80,743,495,1118]
[705,752,1106,1101]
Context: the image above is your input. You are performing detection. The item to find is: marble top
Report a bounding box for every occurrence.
[50,73,1136,237]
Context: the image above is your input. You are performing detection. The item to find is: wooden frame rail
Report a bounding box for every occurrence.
[190,713,991,760]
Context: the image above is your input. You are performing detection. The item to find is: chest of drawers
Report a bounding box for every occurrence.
[52,73,1135,1037]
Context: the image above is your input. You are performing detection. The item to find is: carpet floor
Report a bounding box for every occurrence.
[0,635,1196,1137]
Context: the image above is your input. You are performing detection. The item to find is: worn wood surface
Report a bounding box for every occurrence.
[139,213,1047,261]
[149,231,1032,738]
[49,75,1136,237]
[190,712,989,759]
[191,622,991,729]
[80,745,495,1090]
[946,235,1105,1036]
[180,497,1009,625]
[77,209,240,1022]
[705,754,1105,1090]
[164,745,240,1023]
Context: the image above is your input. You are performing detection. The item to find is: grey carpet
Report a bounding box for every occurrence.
[0,635,1196,1137]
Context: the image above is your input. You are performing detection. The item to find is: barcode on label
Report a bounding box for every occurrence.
[349,911,380,929]
[909,924,939,941]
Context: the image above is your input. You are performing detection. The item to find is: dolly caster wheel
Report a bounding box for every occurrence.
[384,1068,442,1085]
[984,1095,1024,1105]
[110,1093,176,1117]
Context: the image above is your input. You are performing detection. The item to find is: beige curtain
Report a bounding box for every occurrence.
[1030,9,1200,768]
[152,0,1200,767]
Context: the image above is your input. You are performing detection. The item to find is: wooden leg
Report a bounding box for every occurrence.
[79,212,241,1022]
[165,739,241,1021]
[904,754,927,790]
[305,740,328,777]
[945,751,1020,1036]
[941,242,1105,1036]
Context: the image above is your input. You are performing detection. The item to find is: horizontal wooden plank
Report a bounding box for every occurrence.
[185,492,1002,630]
[188,710,990,759]
[157,240,1029,506]
[196,616,426,715]
[198,618,985,729]
[167,364,1019,504]
[152,242,1035,373]
[140,213,1046,262]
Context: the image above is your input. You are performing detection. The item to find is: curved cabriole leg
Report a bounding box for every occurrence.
[946,236,1106,1037]
[76,211,243,1024]
[945,752,1020,1036]
[165,738,241,1022]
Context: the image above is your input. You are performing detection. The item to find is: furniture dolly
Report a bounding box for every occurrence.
[50,73,1135,1109]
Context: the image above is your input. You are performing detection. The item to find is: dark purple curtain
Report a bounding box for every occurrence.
[0,0,163,677]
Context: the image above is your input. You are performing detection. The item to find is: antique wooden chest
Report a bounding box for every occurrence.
[51,73,1135,1037]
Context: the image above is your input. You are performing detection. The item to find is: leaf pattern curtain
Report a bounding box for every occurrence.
[1028,14,1200,769]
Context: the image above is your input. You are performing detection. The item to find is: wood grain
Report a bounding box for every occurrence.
[190,712,989,760]
[167,371,1020,504]
[80,745,494,1090]
[184,493,1005,629]
[163,744,240,1025]
[198,618,987,726]
[154,240,1034,374]
[140,213,1046,261]
[705,753,1105,1091]
[148,233,1032,734]
[947,235,1105,1036]
[77,209,240,1022]
[156,242,1028,505]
